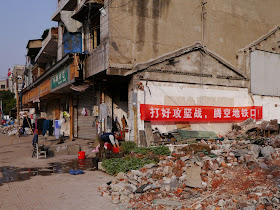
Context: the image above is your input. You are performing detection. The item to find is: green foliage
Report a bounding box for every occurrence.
[0,90,16,115]
[102,157,156,175]
[151,146,171,156]
[133,147,151,155]
[133,146,171,156]
[121,141,136,154]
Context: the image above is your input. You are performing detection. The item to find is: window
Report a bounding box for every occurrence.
[1,85,5,89]
[251,50,280,96]
[90,16,100,50]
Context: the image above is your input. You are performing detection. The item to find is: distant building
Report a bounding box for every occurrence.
[0,80,8,91]
[9,65,25,94]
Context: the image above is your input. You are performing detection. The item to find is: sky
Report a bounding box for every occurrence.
[0,1,57,79]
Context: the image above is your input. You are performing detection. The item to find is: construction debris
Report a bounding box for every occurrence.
[99,121,280,209]
[0,125,19,136]
[0,124,33,136]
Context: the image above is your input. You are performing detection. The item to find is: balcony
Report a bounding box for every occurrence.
[35,28,58,65]
[51,0,78,21]
[72,0,104,22]
[32,65,45,82]
[26,39,42,56]
[85,39,109,78]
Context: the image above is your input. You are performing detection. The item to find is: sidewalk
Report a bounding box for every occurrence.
[0,134,119,210]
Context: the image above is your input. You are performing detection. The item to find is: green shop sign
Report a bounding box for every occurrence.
[51,67,68,89]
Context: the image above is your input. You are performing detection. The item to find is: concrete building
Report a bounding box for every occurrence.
[22,0,280,143]
[0,80,8,91]
[9,65,25,94]
[24,39,42,87]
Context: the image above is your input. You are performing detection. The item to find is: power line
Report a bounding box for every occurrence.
[56,0,117,50]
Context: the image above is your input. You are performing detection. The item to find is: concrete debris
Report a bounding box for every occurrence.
[260,146,275,159]
[142,163,156,169]
[239,117,255,129]
[261,119,279,131]
[185,166,202,188]
[0,125,25,136]
[217,199,225,207]
[116,172,126,180]
[135,184,160,193]
[99,119,280,209]
[152,199,182,206]
[131,170,143,177]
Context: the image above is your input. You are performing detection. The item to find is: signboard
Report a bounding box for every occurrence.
[29,87,39,102]
[22,92,29,105]
[140,104,263,122]
[51,66,68,89]
[39,78,50,97]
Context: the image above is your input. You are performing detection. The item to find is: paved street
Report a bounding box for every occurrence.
[0,134,118,210]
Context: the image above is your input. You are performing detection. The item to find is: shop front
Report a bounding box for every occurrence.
[21,54,82,140]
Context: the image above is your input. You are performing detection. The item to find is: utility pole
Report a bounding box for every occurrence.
[0,98,2,120]
[14,70,20,126]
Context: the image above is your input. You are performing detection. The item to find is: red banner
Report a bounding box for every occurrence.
[140,104,262,122]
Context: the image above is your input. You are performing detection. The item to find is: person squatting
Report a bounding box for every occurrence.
[98,132,120,159]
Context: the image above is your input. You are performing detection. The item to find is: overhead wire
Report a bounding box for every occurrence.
[56,0,116,50]
[57,0,185,56]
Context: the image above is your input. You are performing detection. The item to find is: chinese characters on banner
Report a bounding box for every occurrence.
[140,104,263,122]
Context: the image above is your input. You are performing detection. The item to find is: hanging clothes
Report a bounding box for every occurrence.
[43,120,50,136]
[100,103,108,119]
[82,108,88,116]
[54,120,61,139]
[112,117,121,133]
[23,117,31,129]
[49,120,54,136]
[37,119,45,135]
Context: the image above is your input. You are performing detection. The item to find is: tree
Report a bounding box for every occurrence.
[0,90,16,115]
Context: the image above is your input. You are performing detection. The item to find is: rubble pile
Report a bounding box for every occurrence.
[227,119,280,141]
[0,125,19,135]
[0,125,33,136]
[99,137,280,209]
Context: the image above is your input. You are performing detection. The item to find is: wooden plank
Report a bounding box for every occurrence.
[70,55,79,80]
[55,104,60,119]
[144,121,154,147]
[139,130,147,147]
